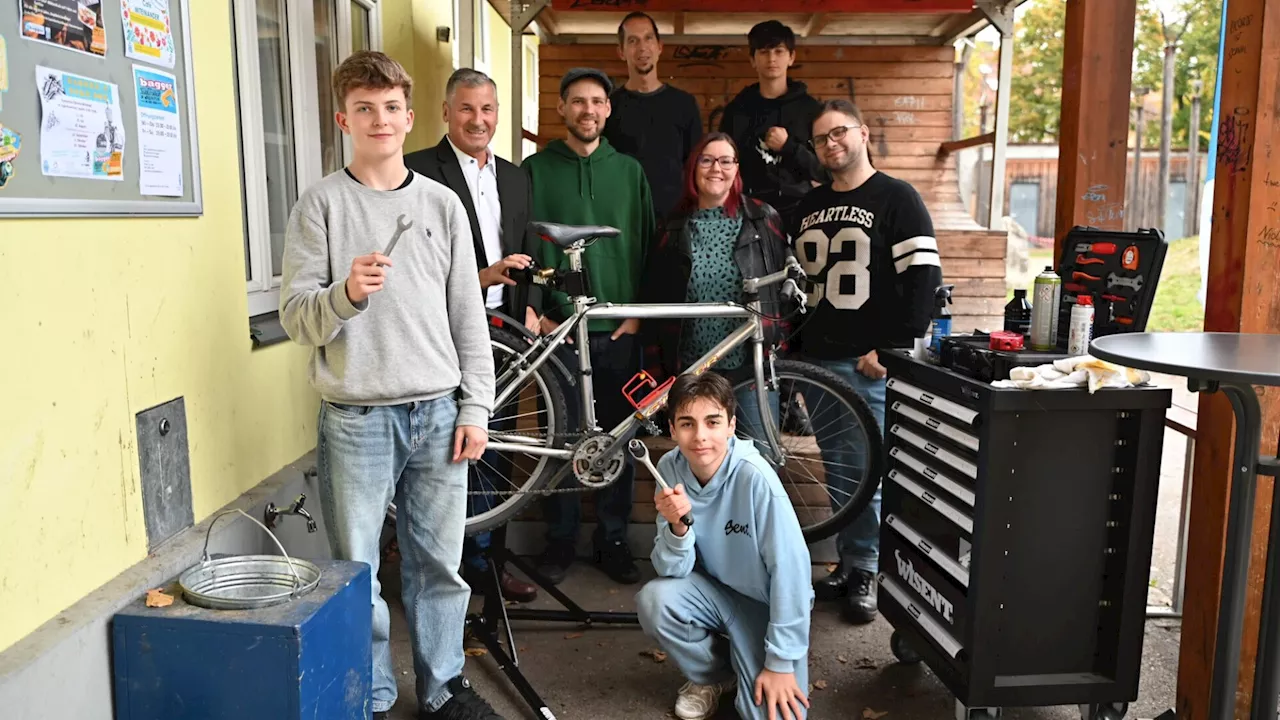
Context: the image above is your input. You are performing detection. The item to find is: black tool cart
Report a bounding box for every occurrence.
[875,227,1174,720]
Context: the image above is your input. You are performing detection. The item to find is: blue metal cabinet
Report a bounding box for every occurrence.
[112,559,372,720]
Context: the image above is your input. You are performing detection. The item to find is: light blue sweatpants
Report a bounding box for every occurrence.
[636,572,809,720]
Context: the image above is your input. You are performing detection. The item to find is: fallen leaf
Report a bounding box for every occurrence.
[598,642,607,647]
[814,680,829,690]
[639,648,668,663]
[826,563,839,573]
[608,588,619,595]
[519,646,529,653]
[856,657,878,670]
[564,632,584,639]
[145,588,174,608]
[863,708,889,719]
[837,654,849,664]
[464,648,488,657]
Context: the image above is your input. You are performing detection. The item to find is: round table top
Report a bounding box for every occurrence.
[1090,332,1280,387]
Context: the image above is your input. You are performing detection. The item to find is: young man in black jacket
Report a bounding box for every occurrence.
[718,20,828,231]
[603,11,704,221]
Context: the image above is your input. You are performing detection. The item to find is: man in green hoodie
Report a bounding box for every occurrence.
[524,67,655,586]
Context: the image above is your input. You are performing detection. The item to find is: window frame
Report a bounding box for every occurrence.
[234,0,382,318]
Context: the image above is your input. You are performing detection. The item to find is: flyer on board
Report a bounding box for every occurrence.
[37,65,125,180]
[132,64,182,196]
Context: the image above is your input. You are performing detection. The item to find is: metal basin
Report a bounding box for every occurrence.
[179,554,322,610]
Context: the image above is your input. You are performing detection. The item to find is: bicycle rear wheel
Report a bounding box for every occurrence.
[731,360,883,542]
[465,325,569,535]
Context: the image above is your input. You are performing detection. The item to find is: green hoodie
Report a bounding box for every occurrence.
[524,137,655,332]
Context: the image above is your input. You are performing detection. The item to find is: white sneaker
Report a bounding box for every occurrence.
[674,677,736,720]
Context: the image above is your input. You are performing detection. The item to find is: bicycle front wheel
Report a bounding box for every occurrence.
[465,325,569,535]
[731,360,883,542]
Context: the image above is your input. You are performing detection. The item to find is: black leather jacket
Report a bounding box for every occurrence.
[639,195,794,380]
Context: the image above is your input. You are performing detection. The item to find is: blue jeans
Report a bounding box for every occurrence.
[317,396,470,714]
[637,573,809,720]
[543,332,640,547]
[800,357,887,574]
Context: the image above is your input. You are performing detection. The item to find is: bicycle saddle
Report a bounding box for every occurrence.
[531,221,621,248]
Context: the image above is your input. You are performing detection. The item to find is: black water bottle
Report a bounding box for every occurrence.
[1004,289,1032,335]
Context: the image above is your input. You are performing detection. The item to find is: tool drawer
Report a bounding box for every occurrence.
[878,350,1172,711]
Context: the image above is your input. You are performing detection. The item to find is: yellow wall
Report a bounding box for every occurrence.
[0,0,436,654]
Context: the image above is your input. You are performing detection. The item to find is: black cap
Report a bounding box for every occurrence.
[559,67,613,98]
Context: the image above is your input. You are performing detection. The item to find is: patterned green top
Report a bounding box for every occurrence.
[681,206,746,370]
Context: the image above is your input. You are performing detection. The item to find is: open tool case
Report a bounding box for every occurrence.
[940,227,1168,383]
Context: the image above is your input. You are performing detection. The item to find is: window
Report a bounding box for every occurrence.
[233,0,381,318]
[473,0,490,73]
[1008,181,1041,238]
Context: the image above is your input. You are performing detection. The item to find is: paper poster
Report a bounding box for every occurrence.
[132,65,181,196]
[0,35,9,111]
[20,1,108,57]
[0,123,21,189]
[37,66,125,180]
[120,0,174,69]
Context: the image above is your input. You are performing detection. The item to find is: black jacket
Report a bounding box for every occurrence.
[717,80,829,226]
[640,196,794,380]
[405,136,540,317]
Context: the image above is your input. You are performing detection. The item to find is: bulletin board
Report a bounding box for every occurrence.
[0,0,202,217]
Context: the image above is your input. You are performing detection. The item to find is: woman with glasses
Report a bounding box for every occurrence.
[639,133,794,417]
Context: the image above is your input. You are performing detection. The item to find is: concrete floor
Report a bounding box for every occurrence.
[380,558,1181,720]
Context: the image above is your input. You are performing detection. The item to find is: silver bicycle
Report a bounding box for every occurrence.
[468,221,883,542]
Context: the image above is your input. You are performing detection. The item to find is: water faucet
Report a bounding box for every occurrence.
[264,494,318,533]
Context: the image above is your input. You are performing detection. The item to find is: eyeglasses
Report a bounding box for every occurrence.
[697,155,739,168]
[810,124,862,149]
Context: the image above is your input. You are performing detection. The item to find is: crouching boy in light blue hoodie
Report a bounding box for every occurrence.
[636,372,814,720]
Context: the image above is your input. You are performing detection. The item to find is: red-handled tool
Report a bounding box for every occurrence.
[1075,254,1106,265]
[1115,316,1135,326]
[1065,282,1090,293]
[1073,271,1102,282]
[1074,242,1118,255]
[1122,245,1140,270]
[1102,294,1129,303]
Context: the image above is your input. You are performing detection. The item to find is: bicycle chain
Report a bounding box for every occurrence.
[466,428,625,497]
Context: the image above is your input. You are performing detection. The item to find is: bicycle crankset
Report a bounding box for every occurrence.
[571,432,626,489]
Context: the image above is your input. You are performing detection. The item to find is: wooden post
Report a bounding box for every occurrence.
[1132,100,1146,230]
[1052,0,1138,261]
[1177,1,1280,718]
[1157,42,1176,236]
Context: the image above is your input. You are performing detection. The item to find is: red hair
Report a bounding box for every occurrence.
[675,132,743,219]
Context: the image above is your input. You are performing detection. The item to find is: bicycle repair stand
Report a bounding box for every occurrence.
[464,523,639,720]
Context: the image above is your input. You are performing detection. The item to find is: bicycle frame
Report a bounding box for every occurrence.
[487,244,799,468]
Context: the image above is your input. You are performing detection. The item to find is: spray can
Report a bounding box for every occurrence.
[928,284,955,358]
[1029,266,1062,351]
[1068,295,1096,355]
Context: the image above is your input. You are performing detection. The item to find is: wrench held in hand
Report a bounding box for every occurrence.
[628,439,694,528]
[1107,272,1144,292]
[383,214,414,257]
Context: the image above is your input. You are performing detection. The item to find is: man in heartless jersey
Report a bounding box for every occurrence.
[791,99,942,624]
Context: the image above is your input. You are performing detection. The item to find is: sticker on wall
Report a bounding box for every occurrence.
[120,0,175,69]
[0,124,23,190]
[36,65,125,181]
[0,34,9,111]
[20,0,108,58]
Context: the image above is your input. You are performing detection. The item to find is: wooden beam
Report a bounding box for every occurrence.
[536,8,560,36]
[673,11,685,35]
[803,13,830,37]
[1051,0,1137,261]
[549,0,972,11]
[987,30,1011,227]
[1178,1,1280,718]
[937,131,995,155]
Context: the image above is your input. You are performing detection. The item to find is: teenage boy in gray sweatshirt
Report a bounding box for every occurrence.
[279,51,503,720]
[636,373,813,720]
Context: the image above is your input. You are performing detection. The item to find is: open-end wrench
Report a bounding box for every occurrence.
[1108,272,1144,292]
[383,214,413,257]
[627,439,693,528]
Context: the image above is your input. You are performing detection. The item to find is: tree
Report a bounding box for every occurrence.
[1007,0,1066,143]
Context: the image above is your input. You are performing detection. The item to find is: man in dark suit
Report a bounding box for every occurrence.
[406,68,539,603]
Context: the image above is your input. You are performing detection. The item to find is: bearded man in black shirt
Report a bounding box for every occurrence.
[793,98,943,625]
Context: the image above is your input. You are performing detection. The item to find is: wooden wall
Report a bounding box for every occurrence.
[537,43,1005,332]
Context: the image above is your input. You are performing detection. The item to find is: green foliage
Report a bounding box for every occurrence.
[1008,0,1065,143]
[1005,0,1221,151]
